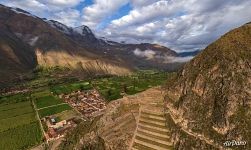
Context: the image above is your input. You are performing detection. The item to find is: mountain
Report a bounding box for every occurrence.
[47,20,181,71]
[165,22,251,149]
[0,28,37,83]
[0,4,183,85]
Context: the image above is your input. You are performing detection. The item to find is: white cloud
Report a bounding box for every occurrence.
[133,48,194,63]
[1,0,47,15]
[130,0,159,8]
[0,0,83,26]
[51,9,81,26]
[82,0,129,28]
[133,49,156,59]
[167,56,194,63]
[1,0,251,52]
[42,0,83,7]
[101,0,251,51]
[111,1,181,27]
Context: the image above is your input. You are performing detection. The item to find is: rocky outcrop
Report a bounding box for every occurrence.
[165,23,251,149]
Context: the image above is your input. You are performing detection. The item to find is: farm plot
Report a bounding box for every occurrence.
[92,71,170,101]
[38,104,72,118]
[50,81,92,95]
[0,101,37,132]
[0,122,42,150]
[0,93,30,105]
[54,110,79,121]
[0,94,42,149]
[35,95,64,109]
[32,90,74,118]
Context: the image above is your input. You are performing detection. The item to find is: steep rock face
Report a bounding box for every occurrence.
[36,49,131,76]
[165,23,251,149]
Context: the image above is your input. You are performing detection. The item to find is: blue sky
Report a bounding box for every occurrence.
[1,0,251,52]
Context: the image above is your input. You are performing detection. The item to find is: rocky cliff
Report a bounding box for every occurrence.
[165,22,251,149]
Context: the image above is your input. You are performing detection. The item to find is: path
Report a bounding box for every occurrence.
[31,100,48,145]
[37,103,68,110]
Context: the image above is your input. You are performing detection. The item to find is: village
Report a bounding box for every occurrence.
[40,89,107,142]
[60,89,107,118]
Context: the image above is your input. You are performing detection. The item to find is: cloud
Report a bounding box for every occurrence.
[41,0,84,7]
[82,0,129,28]
[111,1,181,27]
[1,0,251,52]
[1,0,47,15]
[0,0,83,25]
[100,0,251,51]
[133,48,193,63]
[167,56,194,63]
[133,49,156,59]
[51,9,81,26]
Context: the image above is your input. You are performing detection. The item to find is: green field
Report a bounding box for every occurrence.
[50,81,92,95]
[0,70,170,149]
[0,101,31,111]
[38,104,72,118]
[0,93,30,105]
[0,94,42,149]
[92,71,170,101]
[0,122,42,150]
[47,71,170,101]
[55,110,79,121]
[35,95,64,109]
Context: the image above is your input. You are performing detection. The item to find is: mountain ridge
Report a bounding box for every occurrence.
[0,4,186,85]
[164,21,251,149]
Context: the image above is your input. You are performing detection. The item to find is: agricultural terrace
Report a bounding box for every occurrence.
[0,94,42,150]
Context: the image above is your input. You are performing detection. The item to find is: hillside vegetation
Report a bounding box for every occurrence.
[165,23,251,149]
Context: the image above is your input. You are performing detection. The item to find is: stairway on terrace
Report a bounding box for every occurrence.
[131,104,173,150]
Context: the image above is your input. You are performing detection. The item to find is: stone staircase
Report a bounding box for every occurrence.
[131,109,173,150]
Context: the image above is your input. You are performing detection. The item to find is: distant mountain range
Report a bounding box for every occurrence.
[0,4,194,84]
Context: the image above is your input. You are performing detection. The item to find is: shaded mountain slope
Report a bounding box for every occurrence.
[0,4,132,84]
[0,28,36,83]
[165,22,251,149]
